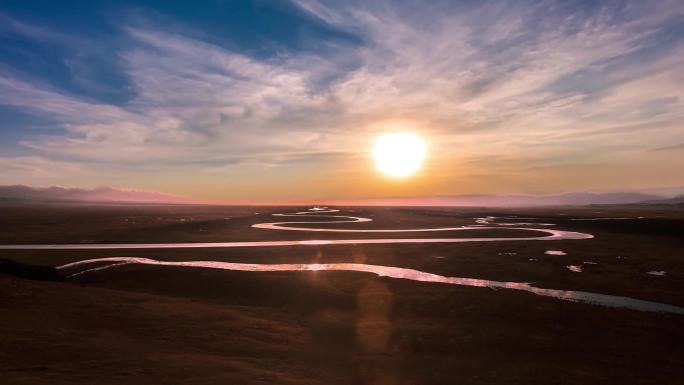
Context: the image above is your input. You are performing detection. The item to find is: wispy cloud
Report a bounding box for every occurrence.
[0,156,90,184]
[649,142,684,152]
[0,1,683,199]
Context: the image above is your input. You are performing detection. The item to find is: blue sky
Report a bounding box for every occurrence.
[1,0,683,201]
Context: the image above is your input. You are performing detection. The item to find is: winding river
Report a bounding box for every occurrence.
[4,208,684,314]
[0,208,592,250]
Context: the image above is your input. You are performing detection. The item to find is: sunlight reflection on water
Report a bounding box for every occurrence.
[12,208,682,315]
[59,257,684,315]
[0,208,593,250]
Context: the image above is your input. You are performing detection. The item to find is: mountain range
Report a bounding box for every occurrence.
[2,185,683,207]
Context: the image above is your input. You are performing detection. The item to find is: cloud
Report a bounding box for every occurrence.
[327,191,665,207]
[0,1,683,197]
[0,20,344,164]
[0,156,93,187]
[0,156,86,177]
[649,142,684,152]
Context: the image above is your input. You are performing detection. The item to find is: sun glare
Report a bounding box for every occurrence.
[373,133,427,178]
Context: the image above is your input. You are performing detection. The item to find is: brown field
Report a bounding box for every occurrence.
[1,203,683,384]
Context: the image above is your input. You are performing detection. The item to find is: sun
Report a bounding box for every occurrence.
[373,133,427,178]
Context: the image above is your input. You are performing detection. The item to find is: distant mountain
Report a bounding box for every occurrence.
[635,195,684,205]
[0,185,197,204]
[0,185,673,207]
[330,192,665,207]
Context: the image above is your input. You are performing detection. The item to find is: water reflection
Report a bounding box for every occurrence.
[475,216,556,226]
[545,250,567,256]
[0,210,593,250]
[0,231,591,250]
[59,257,684,315]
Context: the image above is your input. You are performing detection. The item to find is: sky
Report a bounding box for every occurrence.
[1,0,683,202]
